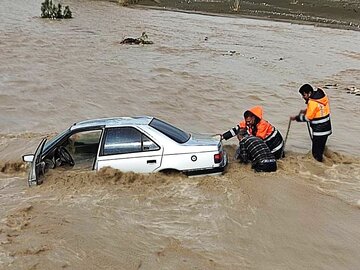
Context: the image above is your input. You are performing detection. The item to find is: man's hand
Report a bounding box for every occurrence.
[290,116,296,121]
[214,134,223,141]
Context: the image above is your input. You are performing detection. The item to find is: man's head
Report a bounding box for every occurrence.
[237,128,248,140]
[243,111,257,127]
[299,84,314,102]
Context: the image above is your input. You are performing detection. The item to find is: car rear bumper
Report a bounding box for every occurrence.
[184,151,228,176]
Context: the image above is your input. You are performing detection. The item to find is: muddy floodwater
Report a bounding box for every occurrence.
[1,0,360,269]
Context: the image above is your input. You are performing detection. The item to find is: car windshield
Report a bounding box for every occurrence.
[43,129,70,152]
[149,118,190,144]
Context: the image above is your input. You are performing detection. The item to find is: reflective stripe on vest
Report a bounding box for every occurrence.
[264,129,278,142]
[313,130,332,136]
[299,114,309,122]
[311,116,330,124]
[271,141,284,153]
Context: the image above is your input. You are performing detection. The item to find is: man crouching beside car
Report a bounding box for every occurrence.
[235,128,277,172]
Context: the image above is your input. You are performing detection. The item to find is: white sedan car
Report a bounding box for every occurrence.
[22,116,228,186]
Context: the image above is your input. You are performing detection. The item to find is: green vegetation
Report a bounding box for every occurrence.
[41,0,72,19]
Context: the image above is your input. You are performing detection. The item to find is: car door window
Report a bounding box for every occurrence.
[103,127,142,155]
[142,134,159,151]
[64,130,102,169]
[102,128,159,155]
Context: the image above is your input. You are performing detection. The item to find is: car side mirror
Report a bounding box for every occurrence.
[22,154,34,162]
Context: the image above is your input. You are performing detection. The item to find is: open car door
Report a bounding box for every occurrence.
[27,138,47,186]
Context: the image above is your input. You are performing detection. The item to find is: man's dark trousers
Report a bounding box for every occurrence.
[312,135,328,162]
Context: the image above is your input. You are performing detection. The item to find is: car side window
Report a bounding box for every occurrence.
[102,127,160,156]
[142,134,159,151]
[62,129,102,169]
[103,127,142,155]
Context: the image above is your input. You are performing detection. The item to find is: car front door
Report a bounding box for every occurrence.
[25,138,47,186]
[96,127,163,173]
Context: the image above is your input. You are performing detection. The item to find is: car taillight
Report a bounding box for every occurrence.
[214,152,222,164]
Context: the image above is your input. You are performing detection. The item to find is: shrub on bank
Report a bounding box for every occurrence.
[41,0,72,19]
[117,0,139,6]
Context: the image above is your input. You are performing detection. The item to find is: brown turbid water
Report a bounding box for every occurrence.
[0,0,360,269]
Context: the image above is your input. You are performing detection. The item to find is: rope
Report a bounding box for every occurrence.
[306,121,313,141]
[283,118,292,149]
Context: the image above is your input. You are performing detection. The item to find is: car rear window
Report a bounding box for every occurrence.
[149,118,190,144]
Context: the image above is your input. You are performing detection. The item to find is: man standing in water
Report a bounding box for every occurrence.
[236,128,277,172]
[290,84,332,162]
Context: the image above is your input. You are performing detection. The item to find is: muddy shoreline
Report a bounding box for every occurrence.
[134,0,360,31]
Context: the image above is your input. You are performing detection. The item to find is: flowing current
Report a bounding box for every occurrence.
[0,0,360,269]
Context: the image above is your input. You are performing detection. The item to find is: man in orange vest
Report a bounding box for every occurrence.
[221,106,284,159]
[290,84,332,162]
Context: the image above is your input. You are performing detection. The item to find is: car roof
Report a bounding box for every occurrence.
[70,116,154,131]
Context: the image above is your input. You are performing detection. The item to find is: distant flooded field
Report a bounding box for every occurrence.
[137,0,360,31]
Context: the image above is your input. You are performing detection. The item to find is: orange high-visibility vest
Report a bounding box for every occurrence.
[297,88,332,137]
[306,95,331,121]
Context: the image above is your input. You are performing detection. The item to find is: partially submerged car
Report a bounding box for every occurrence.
[22,116,228,186]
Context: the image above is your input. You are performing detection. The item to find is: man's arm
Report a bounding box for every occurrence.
[222,125,240,140]
[290,108,308,122]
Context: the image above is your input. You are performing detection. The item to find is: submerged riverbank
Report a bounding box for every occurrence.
[134,0,360,31]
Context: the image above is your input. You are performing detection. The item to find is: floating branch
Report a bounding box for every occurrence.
[346,86,360,95]
[120,32,154,45]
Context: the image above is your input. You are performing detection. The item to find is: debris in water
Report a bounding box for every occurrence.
[120,32,154,45]
[222,50,238,56]
[346,86,360,95]
[324,83,338,89]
